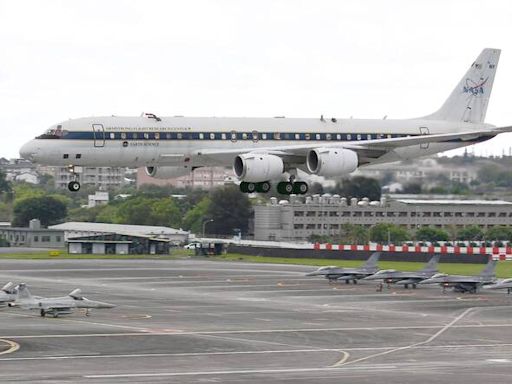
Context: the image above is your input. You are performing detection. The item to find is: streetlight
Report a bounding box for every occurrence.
[202,219,214,238]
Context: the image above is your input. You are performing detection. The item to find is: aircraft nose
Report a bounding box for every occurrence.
[19,140,38,161]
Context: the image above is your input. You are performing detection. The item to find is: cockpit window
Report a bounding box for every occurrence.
[36,125,68,139]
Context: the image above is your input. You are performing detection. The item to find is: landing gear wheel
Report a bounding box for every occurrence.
[68,181,81,192]
[292,182,308,195]
[246,182,256,193]
[277,181,294,195]
[256,181,271,193]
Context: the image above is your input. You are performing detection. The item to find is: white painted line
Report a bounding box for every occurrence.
[84,365,398,379]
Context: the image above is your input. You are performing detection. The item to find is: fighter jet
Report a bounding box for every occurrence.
[306,252,380,284]
[419,259,497,293]
[484,278,512,294]
[363,255,440,289]
[0,282,18,307]
[9,284,116,317]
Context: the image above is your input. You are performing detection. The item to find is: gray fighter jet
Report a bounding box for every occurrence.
[419,259,497,293]
[0,282,17,307]
[484,278,512,294]
[10,283,116,317]
[306,252,380,284]
[363,255,440,289]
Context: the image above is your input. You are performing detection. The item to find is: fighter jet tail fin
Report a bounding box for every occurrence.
[479,259,497,278]
[420,255,440,273]
[1,282,15,293]
[362,252,380,270]
[423,48,500,123]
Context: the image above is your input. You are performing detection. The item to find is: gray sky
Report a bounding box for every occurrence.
[1,0,512,159]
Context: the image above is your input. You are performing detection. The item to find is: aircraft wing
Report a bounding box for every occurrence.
[192,126,512,166]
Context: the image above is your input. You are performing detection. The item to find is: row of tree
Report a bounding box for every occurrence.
[309,223,512,245]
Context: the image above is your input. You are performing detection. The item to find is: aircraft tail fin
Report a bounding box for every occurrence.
[420,255,440,273]
[362,252,380,270]
[1,282,15,293]
[424,48,500,123]
[479,259,497,278]
[15,283,33,300]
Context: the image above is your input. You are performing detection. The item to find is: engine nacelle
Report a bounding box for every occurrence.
[145,166,191,179]
[306,148,358,177]
[233,154,284,182]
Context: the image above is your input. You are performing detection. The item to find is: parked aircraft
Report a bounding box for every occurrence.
[19,49,510,194]
[9,284,116,317]
[484,278,512,294]
[419,259,497,293]
[363,255,440,289]
[306,252,380,283]
[0,282,17,307]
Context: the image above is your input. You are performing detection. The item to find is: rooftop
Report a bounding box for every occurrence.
[49,222,188,237]
[396,199,512,206]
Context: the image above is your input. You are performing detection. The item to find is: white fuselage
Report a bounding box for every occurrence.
[19,115,490,169]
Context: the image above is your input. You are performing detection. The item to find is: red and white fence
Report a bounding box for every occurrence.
[313,243,512,261]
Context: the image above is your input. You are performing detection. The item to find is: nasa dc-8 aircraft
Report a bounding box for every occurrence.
[20,48,510,193]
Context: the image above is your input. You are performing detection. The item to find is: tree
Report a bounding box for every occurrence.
[369,223,410,244]
[0,170,11,195]
[415,226,449,242]
[12,196,67,227]
[339,224,369,244]
[335,177,381,201]
[486,226,512,242]
[457,225,484,241]
[206,185,252,235]
[182,197,211,234]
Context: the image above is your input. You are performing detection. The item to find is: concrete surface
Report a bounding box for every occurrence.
[0,258,511,383]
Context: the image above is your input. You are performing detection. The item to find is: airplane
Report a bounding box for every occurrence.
[362,255,440,289]
[484,278,512,294]
[0,282,18,307]
[419,259,497,293]
[19,49,508,194]
[9,284,116,317]
[306,252,380,283]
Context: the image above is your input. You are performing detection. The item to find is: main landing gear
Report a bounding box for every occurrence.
[67,165,81,192]
[239,181,308,195]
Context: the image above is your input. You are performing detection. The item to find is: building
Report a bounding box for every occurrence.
[49,222,189,244]
[67,233,171,255]
[137,167,234,189]
[0,219,65,248]
[52,166,127,190]
[254,195,512,241]
[88,191,109,208]
[0,158,39,184]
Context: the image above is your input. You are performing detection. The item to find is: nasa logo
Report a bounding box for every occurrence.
[463,77,488,95]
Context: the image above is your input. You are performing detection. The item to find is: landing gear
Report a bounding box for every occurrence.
[67,165,81,192]
[277,181,294,195]
[40,309,46,317]
[68,181,80,192]
[239,180,309,195]
[239,182,257,193]
[256,181,271,193]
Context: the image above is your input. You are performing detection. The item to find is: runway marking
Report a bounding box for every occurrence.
[330,351,350,367]
[0,339,19,356]
[6,321,512,339]
[83,365,399,379]
[338,307,475,367]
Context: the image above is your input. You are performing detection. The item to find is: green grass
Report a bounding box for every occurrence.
[209,253,512,278]
[2,249,511,278]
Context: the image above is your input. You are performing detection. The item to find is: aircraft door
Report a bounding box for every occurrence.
[419,126,429,149]
[92,124,105,147]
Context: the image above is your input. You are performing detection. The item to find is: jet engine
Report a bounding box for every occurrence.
[145,166,191,179]
[233,153,284,182]
[306,148,358,177]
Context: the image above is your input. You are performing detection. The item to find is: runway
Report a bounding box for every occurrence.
[0,258,512,383]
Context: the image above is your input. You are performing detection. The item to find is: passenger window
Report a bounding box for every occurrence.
[177,133,183,139]
[347,134,352,140]
[144,133,150,139]
[120,132,127,139]
[242,133,248,140]
[305,133,311,140]
[316,134,321,140]
[210,133,215,140]
[357,134,361,140]
[295,133,300,140]
[132,133,138,139]
[154,132,160,140]
[221,133,227,140]
[273,133,281,140]
[326,133,332,140]
[110,133,115,139]
[336,134,341,140]
[199,133,204,139]
[366,134,371,140]
[261,133,267,140]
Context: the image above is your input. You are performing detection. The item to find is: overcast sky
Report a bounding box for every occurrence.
[1,0,512,159]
